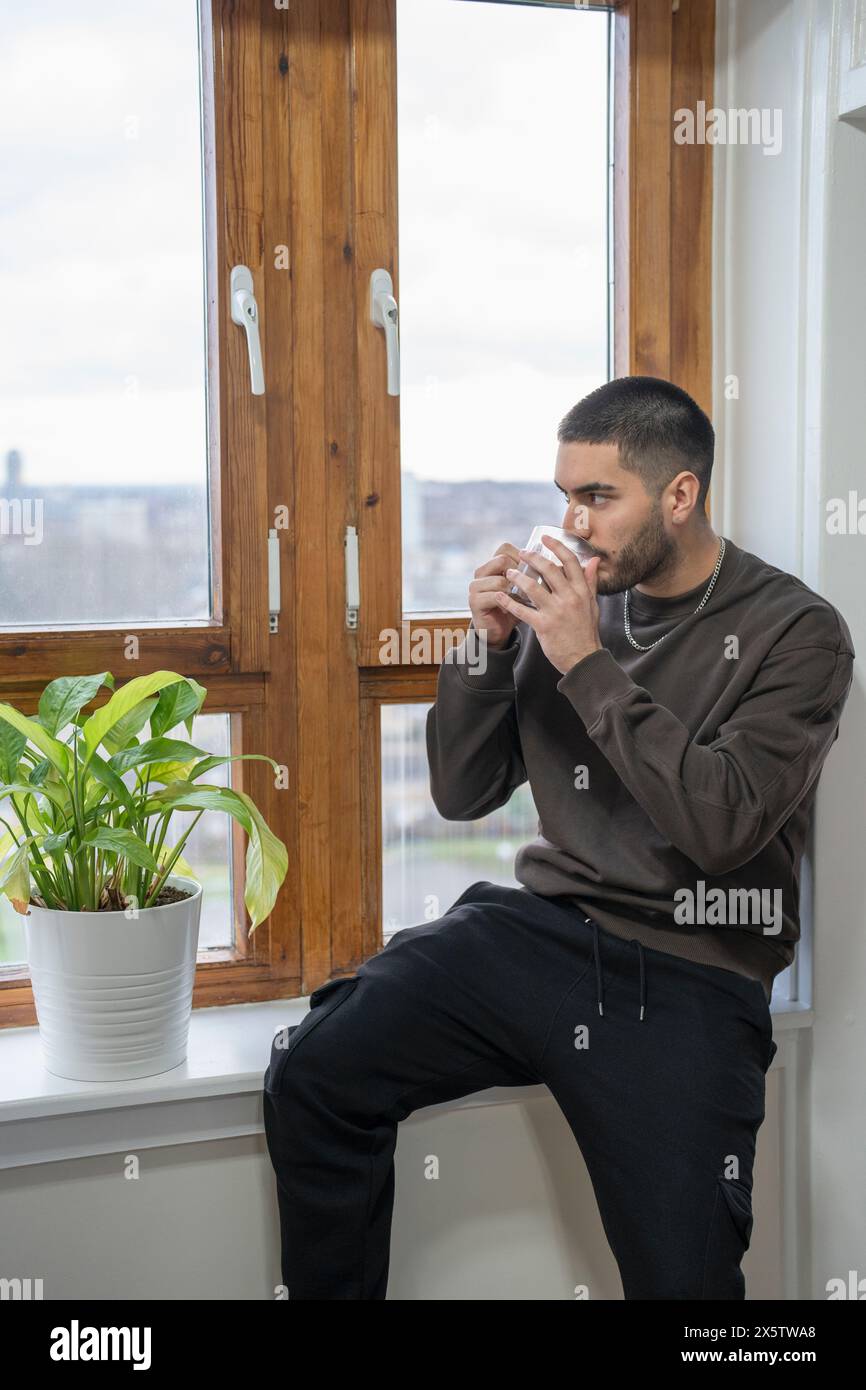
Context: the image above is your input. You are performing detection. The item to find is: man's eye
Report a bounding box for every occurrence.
[556,488,609,506]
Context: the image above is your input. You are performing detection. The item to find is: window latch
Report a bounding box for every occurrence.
[231,264,265,395]
[370,269,400,396]
[345,525,360,630]
[268,528,280,634]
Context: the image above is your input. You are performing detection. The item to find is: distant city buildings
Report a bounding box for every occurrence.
[0,449,209,627]
[403,470,559,613]
[1,450,559,625]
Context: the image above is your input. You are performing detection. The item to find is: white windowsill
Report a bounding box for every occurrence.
[0,997,812,1171]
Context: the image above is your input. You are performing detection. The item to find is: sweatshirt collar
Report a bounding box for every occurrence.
[618,536,742,621]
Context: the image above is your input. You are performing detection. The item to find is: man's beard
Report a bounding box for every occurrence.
[594,505,678,596]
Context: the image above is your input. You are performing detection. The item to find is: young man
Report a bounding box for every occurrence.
[263,376,855,1300]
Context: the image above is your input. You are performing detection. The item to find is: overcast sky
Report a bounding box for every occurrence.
[397,0,609,482]
[0,0,609,488]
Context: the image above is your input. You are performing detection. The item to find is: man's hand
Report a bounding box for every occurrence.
[468,542,524,650]
[495,534,603,675]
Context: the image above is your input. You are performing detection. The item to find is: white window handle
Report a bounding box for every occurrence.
[370,268,400,396]
[230,264,265,395]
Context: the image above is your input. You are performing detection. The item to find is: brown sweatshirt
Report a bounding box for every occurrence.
[426,536,855,1000]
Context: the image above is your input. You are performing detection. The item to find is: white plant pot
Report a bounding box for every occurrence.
[23,875,203,1082]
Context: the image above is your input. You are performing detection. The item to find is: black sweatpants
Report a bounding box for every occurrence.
[262,880,778,1300]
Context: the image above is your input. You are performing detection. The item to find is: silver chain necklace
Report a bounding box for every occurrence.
[623,537,726,652]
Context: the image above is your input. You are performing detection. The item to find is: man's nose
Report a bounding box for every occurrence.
[563,505,592,541]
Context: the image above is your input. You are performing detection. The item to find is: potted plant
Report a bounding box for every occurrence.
[0,670,288,1082]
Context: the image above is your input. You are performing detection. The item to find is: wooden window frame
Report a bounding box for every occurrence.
[0,0,715,1028]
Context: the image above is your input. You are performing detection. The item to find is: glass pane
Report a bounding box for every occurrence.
[0,0,211,627]
[381,703,538,939]
[0,712,234,967]
[396,0,611,613]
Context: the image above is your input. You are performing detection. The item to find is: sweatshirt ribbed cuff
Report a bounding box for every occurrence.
[450,624,522,691]
[556,647,636,727]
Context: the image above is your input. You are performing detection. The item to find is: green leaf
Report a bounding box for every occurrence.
[37,672,115,737]
[0,844,31,912]
[187,752,282,781]
[0,721,27,784]
[109,738,209,777]
[234,788,288,933]
[40,829,72,855]
[0,830,37,855]
[180,679,207,738]
[82,673,187,763]
[85,750,137,818]
[0,705,71,778]
[150,679,207,740]
[27,764,73,825]
[149,783,287,930]
[100,698,159,755]
[13,795,50,840]
[76,827,159,873]
[147,783,247,822]
[146,759,198,785]
[0,780,71,820]
[27,757,52,786]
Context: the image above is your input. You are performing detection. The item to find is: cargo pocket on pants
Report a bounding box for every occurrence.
[701,1176,754,1299]
[264,976,359,1094]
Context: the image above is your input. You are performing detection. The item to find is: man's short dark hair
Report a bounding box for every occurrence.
[557,375,715,511]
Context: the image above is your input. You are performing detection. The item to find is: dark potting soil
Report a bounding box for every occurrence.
[147,885,194,908]
[37,885,196,912]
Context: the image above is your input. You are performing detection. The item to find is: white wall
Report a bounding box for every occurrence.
[714,0,866,1300]
[0,1080,783,1300]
